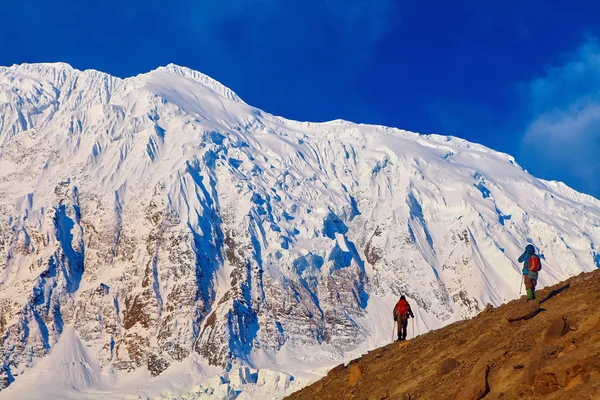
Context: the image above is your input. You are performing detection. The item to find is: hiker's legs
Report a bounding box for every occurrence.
[524,275,533,300]
[396,318,402,341]
[401,318,408,340]
[531,279,537,299]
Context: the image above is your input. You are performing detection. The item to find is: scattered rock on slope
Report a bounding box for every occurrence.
[545,316,569,339]
[457,362,489,400]
[504,299,540,322]
[437,358,460,375]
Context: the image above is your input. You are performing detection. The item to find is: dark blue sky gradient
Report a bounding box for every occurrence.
[2,1,600,196]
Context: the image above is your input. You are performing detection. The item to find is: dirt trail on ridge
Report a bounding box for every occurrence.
[287,270,600,400]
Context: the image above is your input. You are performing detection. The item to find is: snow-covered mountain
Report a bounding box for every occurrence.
[0,62,599,399]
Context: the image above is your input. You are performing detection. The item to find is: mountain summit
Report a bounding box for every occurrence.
[0,63,599,398]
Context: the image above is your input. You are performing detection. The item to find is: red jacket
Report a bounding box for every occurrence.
[394,299,414,320]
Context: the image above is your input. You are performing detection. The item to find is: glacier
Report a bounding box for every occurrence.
[0,62,599,399]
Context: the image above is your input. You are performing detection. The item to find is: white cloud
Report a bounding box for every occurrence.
[522,38,600,196]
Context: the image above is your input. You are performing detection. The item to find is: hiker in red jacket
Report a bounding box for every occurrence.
[393,295,415,341]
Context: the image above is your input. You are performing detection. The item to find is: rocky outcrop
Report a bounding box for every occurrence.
[504,299,540,322]
[458,363,489,400]
[348,364,364,386]
[545,316,569,339]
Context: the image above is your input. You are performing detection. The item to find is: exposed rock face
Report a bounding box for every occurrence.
[457,363,489,400]
[287,270,600,400]
[438,358,460,375]
[1,63,600,393]
[546,316,569,339]
[348,364,364,386]
[504,300,540,322]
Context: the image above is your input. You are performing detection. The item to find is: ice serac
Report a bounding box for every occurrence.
[0,62,599,397]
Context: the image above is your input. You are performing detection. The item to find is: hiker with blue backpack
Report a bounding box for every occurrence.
[518,244,542,300]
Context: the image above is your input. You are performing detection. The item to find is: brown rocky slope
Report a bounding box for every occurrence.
[287,269,600,400]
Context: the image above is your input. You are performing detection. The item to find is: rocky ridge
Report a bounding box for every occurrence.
[287,269,600,400]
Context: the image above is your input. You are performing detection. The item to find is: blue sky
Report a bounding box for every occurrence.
[2,1,600,197]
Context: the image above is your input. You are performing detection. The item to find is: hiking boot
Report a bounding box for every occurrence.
[526,288,533,300]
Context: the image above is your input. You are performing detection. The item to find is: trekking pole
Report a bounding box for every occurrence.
[519,274,524,296]
[412,317,415,340]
